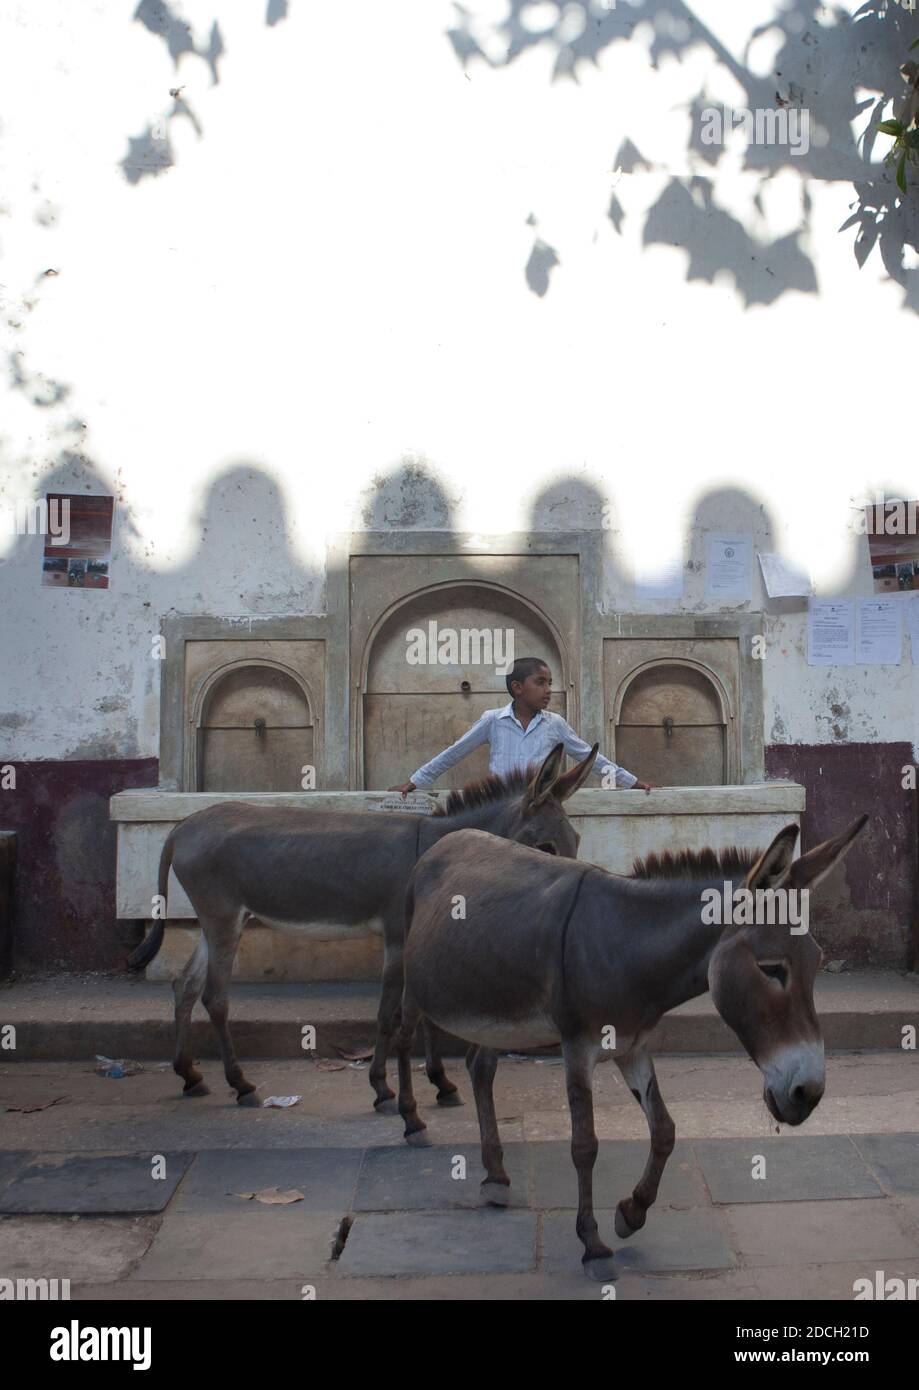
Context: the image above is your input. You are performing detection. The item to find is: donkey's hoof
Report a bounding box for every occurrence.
[614,1202,642,1239]
[237,1090,261,1108]
[373,1098,399,1116]
[583,1252,617,1282]
[404,1128,431,1148]
[481,1181,510,1207]
[182,1080,209,1097]
[436,1089,464,1107]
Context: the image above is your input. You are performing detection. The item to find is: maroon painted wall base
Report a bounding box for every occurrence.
[765,742,918,969]
[0,759,158,973]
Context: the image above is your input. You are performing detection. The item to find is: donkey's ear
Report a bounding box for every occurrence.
[788,814,868,892]
[548,743,599,803]
[525,743,566,808]
[745,823,799,892]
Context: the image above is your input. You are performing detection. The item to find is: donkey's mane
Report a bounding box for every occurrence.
[630,845,760,880]
[432,764,538,817]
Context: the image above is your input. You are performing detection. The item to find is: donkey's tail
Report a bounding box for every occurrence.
[403,866,418,943]
[126,827,176,971]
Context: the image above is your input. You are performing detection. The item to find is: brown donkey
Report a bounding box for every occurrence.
[395,814,868,1278]
[127,742,596,1107]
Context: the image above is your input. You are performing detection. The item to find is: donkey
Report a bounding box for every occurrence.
[126,741,597,1107]
[394,814,869,1278]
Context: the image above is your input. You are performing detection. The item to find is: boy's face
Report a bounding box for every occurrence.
[512,665,552,712]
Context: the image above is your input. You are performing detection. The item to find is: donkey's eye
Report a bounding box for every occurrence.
[758,961,789,988]
[537,842,558,855]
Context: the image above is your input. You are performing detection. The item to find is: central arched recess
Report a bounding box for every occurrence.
[361,582,568,791]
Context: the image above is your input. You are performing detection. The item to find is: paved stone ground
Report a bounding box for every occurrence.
[1,1052,918,1301]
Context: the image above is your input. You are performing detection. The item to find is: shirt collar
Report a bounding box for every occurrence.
[499,701,546,731]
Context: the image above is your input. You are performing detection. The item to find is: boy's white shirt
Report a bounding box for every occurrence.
[409,702,638,789]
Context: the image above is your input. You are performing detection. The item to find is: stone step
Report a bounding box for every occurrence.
[0,970,916,1061]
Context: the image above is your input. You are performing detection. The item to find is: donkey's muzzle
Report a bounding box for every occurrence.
[761,1046,825,1126]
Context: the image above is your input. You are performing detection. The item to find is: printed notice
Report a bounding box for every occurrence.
[807,599,854,666]
[856,597,902,665]
[905,595,919,660]
[706,534,753,601]
[757,552,811,599]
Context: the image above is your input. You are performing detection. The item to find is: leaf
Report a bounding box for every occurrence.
[333,1045,374,1061]
[877,119,905,136]
[254,1187,304,1205]
[230,1187,305,1205]
[910,36,919,51]
[315,1058,347,1071]
[897,151,908,192]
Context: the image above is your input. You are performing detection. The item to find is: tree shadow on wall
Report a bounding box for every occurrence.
[447,0,919,311]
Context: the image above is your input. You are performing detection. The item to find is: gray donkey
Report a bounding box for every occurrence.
[127,741,597,1107]
[395,814,868,1278]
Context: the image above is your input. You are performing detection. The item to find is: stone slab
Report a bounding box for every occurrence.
[692,1136,883,1204]
[0,1150,32,1195]
[0,1151,194,1214]
[541,1206,735,1275]
[751,1259,919,1301]
[0,1217,157,1283]
[132,1209,343,1279]
[851,1133,919,1195]
[172,1147,362,1212]
[354,1142,530,1211]
[724,1199,919,1267]
[531,1139,706,1210]
[337,1210,537,1276]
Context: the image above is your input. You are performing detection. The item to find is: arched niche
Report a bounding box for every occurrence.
[359,580,569,790]
[189,658,316,792]
[613,657,735,786]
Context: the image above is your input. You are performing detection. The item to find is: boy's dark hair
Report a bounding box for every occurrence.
[506,656,550,697]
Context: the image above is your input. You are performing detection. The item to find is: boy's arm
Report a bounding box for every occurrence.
[404,710,494,788]
[554,715,640,788]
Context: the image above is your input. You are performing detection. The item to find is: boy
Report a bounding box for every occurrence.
[389,656,652,794]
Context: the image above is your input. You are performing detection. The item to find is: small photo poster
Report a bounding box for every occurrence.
[864,500,919,594]
[41,493,114,589]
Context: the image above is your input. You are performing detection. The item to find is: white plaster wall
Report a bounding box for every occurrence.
[1,0,918,760]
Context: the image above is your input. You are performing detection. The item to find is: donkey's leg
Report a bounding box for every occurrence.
[173,933,209,1096]
[466,1045,509,1205]
[200,910,260,1107]
[393,995,429,1147]
[368,940,403,1113]
[562,1037,615,1279]
[425,1019,462,1106]
[614,1047,675,1239]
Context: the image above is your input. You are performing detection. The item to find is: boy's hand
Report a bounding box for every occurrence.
[632,780,654,794]
[387,781,417,796]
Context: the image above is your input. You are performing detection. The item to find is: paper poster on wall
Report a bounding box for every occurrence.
[856,597,902,665]
[807,599,854,666]
[757,552,811,598]
[706,534,753,601]
[41,493,114,589]
[904,594,919,660]
[864,499,919,593]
